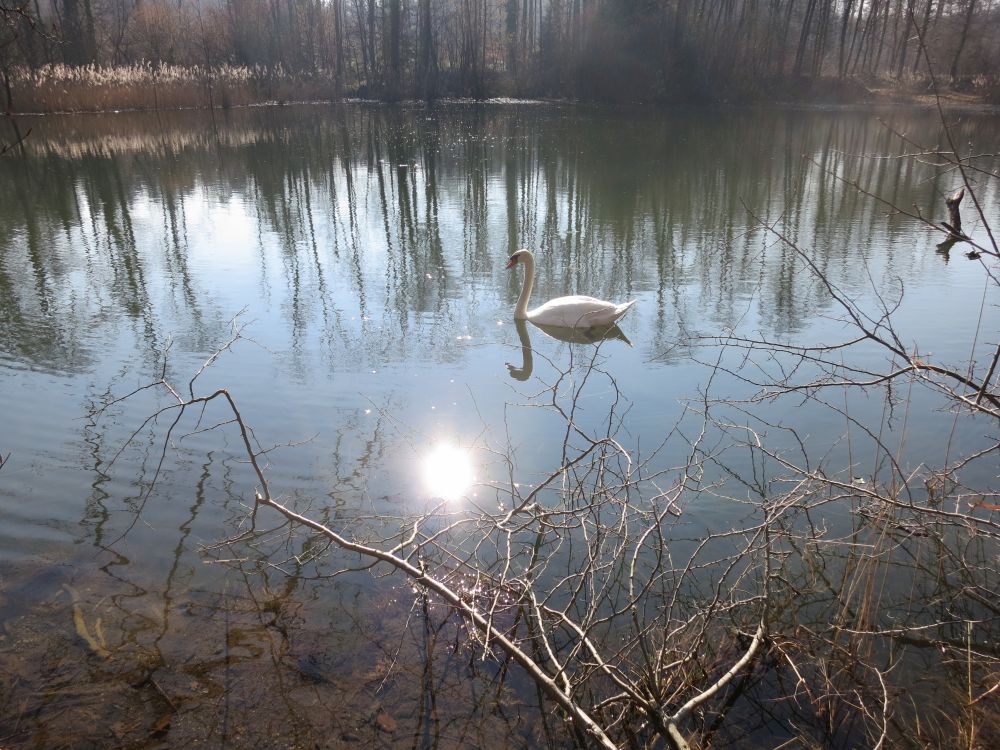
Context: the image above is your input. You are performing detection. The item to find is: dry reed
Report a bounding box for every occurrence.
[8,63,341,113]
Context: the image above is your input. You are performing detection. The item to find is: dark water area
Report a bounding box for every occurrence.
[1,103,998,747]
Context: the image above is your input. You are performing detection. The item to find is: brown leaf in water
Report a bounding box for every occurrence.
[151,713,172,737]
[375,711,397,733]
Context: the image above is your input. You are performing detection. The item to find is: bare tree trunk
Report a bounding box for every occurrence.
[58,0,89,64]
[367,0,377,83]
[950,0,976,80]
[481,0,488,92]
[777,0,797,76]
[388,0,401,98]
[911,0,934,73]
[871,0,892,75]
[846,0,871,75]
[894,0,916,78]
[352,0,370,83]
[417,0,436,101]
[85,0,98,61]
[838,0,856,77]
[810,0,832,77]
[793,0,817,76]
[311,0,330,72]
[334,0,345,96]
[520,0,530,60]
[506,0,519,86]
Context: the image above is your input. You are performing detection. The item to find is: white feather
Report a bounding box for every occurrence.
[526,295,637,328]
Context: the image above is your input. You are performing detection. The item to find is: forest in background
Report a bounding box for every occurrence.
[1,1,1000,111]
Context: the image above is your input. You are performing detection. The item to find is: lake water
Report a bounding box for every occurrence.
[1,103,998,747]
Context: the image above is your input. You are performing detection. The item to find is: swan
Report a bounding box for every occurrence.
[505,249,637,328]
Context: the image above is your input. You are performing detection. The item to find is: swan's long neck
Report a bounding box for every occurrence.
[508,319,533,380]
[514,253,534,319]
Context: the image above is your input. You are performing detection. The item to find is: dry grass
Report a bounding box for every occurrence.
[7,63,342,113]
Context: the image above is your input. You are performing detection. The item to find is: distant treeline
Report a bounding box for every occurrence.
[2,1,999,110]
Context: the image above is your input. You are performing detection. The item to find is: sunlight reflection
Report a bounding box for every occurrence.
[422,443,475,501]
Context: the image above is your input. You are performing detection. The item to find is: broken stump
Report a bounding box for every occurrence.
[941,187,968,240]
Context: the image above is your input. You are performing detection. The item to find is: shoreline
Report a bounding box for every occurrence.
[2,66,995,118]
[4,90,996,120]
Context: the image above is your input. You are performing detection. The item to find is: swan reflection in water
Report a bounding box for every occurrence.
[506,318,631,381]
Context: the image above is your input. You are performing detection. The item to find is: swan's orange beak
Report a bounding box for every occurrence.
[505,255,518,269]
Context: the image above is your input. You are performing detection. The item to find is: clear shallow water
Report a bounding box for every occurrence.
[1,103,998,746]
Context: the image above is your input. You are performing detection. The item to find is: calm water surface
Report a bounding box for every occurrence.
[1,103,998,746]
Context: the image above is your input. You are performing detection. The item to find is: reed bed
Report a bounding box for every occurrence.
[8,63,341,113]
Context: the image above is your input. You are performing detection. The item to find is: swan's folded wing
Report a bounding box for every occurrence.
[528,296,634,328]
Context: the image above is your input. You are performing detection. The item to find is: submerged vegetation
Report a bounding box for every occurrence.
[2,1,1000,111]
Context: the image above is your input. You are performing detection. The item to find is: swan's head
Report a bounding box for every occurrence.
[505,249,532,269]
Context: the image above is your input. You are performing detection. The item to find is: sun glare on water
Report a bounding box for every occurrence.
[422,443,475,501]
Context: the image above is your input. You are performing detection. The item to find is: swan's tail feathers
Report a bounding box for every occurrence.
[613,299,638,321]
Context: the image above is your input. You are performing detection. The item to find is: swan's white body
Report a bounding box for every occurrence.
[506,250,636,328]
